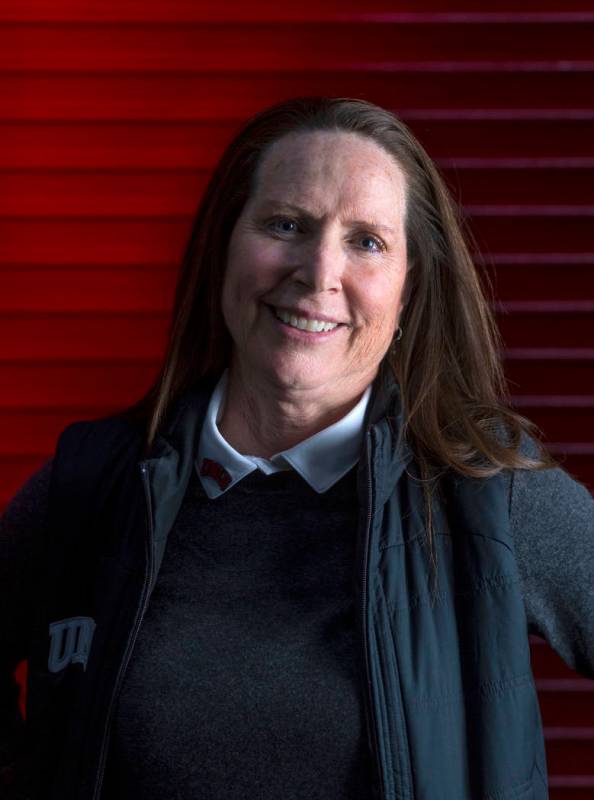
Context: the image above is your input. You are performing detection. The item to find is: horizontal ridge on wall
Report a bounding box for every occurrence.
[1,216,592,262]
[3,2,594,21]
[0,117,593,166]
[1,167,594,210]
[2,73,594,117]
[1,264,593,305]
[1,19,594,70]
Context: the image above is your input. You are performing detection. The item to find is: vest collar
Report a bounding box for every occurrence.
[361,363,415,510]
[143,365,414,580]
[154,363,411,465]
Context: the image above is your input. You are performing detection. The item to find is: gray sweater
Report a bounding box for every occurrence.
[1,431,593,799]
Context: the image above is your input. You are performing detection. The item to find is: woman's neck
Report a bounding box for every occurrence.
[217,364,369,459]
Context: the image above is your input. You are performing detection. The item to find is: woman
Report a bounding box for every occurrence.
[1,96,593,800]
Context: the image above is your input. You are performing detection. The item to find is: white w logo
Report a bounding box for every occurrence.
[48,616,96,673]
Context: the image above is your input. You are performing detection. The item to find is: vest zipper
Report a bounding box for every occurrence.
[362,428,386,800]
[88,448,386,798]
[91,461,155,800]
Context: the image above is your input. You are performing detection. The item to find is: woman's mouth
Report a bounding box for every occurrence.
[266,305,345,340]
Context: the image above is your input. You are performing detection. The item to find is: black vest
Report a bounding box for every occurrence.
[22,368,549,799]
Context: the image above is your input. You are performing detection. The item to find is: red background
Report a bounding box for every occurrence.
[1,1,593,795]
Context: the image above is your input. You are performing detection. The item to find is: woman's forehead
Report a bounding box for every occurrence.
[259,130,401,179]
[251,130,407,216]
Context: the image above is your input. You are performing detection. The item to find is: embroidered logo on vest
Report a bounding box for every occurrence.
[48,616,96,673]
[200,457,232,490]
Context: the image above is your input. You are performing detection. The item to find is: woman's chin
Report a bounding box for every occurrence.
[257,357,334,391]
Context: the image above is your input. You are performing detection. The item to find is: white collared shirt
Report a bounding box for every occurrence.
[196,368,373,499]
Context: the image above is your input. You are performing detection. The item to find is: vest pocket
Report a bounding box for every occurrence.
[531,754,549,800]
[484,758,540,800]
[501,776,534,800]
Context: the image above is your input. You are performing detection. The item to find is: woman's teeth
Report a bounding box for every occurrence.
[274,308,339,333]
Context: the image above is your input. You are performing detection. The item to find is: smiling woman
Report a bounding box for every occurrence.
[127,95,560,519]
[218,129,409,458]
[1,96,593,800]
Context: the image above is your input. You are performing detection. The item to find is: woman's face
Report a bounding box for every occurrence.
[221,130,409,398]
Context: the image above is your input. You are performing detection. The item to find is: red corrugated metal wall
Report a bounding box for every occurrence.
[1,1,593,795]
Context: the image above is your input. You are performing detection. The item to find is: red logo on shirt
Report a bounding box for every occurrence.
[200,458,232,490]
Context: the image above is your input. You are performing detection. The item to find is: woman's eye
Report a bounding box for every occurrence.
[267,218,384,252]
[359,235,385,253]
[268,217,298,234]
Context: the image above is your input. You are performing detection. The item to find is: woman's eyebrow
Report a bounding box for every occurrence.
[259,200,319,221]
[259,200,395,234]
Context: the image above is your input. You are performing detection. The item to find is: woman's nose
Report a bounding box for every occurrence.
[292,232,346,292]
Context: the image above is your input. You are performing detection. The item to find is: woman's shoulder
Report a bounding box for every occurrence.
[55,410,145,453]
[1,411,144,537]
[0,457,53,562]
[504,429,594,678]
[491,422,591,510]
[508,429,593,519]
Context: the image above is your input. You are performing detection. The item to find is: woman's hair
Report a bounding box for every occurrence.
[119,96,559,588]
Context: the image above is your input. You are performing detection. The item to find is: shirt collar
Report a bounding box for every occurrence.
[196,368,373,499]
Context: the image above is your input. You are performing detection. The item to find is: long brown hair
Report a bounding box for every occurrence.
[119,96,559,584]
